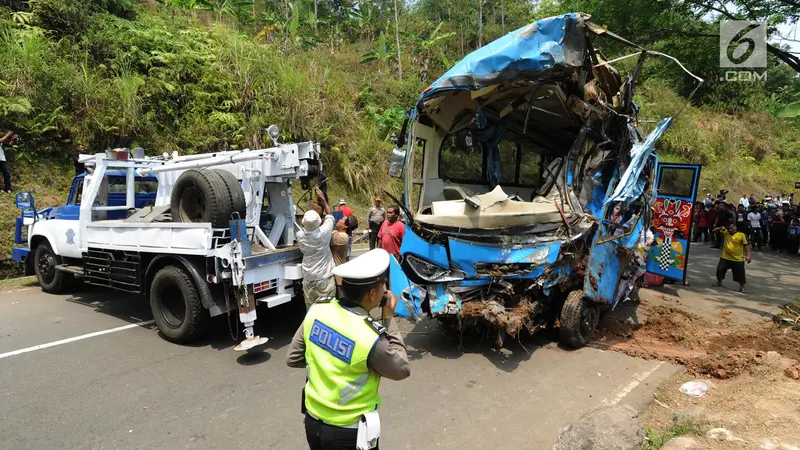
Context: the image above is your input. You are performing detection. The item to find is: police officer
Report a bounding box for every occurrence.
[286,249,411,449]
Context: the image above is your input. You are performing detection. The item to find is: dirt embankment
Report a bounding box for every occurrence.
[594,304,800,379]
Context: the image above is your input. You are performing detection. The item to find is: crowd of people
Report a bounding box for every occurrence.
[692,190,799,254]
[297,182,407,308]
[691,189,798,293]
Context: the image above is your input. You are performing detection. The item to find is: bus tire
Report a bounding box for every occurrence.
[559,290,600,348]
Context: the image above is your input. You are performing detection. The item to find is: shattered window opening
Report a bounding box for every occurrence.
[657,166,697,198]
[439,127,545,189]
[439,129,485,184]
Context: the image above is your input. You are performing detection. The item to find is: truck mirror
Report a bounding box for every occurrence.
[396,112,410,148]
[388,147,406,178]
[15,192,34,210]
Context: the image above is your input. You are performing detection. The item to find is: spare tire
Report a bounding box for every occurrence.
[212,169,246,220]
[171,169,232,228]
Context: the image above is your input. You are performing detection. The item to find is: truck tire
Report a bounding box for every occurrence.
[34,242,73,294]
[559,290,600,348]
[149,265,208,344]
[170,169,232,228]
[212,169,246,220]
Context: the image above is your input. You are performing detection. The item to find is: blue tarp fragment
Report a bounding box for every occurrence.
[603,118,673,207]
[419,13,588,102]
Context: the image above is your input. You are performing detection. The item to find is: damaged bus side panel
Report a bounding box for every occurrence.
[387,13,702,348]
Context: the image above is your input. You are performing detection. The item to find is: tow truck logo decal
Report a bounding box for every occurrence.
[66,228,75,245]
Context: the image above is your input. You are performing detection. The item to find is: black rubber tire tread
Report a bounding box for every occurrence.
[559,289,599,348]
[170,169,232,228]
[149,265,208,344]
[211,168,246,221]
[34,242,71,294]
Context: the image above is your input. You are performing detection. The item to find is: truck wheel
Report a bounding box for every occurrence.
[170,169,232,228]
[559,290,600,348]
[212,169,246,220]
[150,265,208,344]
[34,242,72,294]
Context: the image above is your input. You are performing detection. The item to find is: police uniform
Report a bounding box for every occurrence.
[286,249,411,450]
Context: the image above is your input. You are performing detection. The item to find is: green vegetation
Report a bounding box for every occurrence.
[643,418,706,450]
[1,0,799,276]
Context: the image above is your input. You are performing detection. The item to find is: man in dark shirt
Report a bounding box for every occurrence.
[712,201,733,249]
[317,173,329,204]
[73,144,86,176]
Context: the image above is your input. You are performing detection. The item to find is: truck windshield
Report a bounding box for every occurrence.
[107,177,158,194]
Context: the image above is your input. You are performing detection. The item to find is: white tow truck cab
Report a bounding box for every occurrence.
[13,128,321,350]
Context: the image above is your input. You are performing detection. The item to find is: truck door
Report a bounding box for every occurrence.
[646,163,702,283]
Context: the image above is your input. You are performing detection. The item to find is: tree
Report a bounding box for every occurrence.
[393,0,402,80]
[360,31,393,74]
[402,23,456,81]
[477,0,482,47]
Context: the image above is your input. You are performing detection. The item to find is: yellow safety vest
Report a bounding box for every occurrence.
[303,298,384,427]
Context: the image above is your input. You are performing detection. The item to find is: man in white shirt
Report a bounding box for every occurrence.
[746,205,763,250]
[739,193,750,209]
[0,130,15,193]
[297,190,336,309]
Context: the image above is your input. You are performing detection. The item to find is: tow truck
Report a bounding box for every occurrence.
[12,126,320,350]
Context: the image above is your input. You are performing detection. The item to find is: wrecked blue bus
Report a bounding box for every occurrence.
[386,13,703,347]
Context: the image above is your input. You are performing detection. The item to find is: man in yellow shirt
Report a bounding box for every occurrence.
[712,223,751,293]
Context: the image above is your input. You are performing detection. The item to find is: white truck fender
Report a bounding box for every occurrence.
[29,219,82,259]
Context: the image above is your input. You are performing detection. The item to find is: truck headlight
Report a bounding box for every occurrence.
[405,254,465,283]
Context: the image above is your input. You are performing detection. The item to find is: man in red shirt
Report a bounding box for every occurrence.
[337,198,353,217]
[378,205,405,259]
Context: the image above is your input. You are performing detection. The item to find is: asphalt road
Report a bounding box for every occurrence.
[0,282,678,450]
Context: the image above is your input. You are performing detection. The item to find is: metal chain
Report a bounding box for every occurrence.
[223,281,239,341]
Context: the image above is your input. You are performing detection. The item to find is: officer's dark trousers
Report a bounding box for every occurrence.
[305,414,380,450]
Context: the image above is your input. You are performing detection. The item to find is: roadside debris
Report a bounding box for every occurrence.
[678,381,709,398]
[595,304,800,379]
[706,427,744,442]
[774,300,800,330]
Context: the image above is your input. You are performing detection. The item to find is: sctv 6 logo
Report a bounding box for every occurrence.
[720,21,766,69]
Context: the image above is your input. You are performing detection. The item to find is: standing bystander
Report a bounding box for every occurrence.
[739,193,750,209]
[0,130,16,193]
[378,205,405,259]
[692,202,710,242]
[73,144,87,176]
[330,217,350,267]
[367,197,386,250]
[337,198,353,217]
[705,203,717,245]
[735,204,750,236]
[712,223,751,293]
[747,205,763,249]
[787,218,800,255]
[712,201,733,249]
